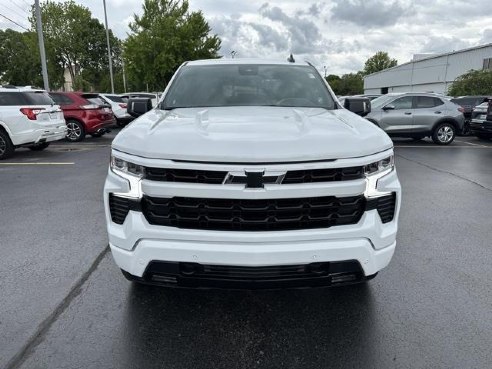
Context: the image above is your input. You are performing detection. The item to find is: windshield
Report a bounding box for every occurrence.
[105,95,125,103]
[162,64,336,110]
[370,94,398,109]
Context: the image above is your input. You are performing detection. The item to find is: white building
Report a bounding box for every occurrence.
[364,43,492,95]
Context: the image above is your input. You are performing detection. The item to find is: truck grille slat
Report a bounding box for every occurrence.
[141,195,365,231]
[144,166,364,184]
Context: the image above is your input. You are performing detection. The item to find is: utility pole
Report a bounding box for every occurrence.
[122,58,127,93]
[35,0,49,91]
[103,0,115,93]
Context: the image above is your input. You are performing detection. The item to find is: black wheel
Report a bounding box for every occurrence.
[29,142,50,151]
[0,129,15,160]
[475,134,492,141]
[65,120,85,142]
[90,132,103,138]
[432,122,455,145]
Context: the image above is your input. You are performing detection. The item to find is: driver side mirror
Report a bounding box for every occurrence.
[382,104,395,111]
[343,97,371,117]
[127,98,152,118]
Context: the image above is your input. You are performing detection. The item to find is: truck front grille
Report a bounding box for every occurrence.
[141,195,365,231]
[144,166,364,184]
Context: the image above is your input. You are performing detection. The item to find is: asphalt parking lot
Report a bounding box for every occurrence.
[1,131,491,369]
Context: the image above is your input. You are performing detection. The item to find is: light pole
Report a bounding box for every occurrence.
[230,50,237,59]
[35,0,49,91]
[323,65,327,78]
[103,0,115,93]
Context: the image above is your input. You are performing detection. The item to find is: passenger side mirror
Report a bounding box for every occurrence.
[343,97,371,117]
[127,98,152,118]
[382,104,395,111]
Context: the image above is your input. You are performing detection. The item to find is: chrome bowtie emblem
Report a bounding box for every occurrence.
[223,170,285,188]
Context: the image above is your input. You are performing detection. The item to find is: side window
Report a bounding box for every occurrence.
[50,94,73,105]
[0,92,26,106]
[415,96,443,108]
[391,96,413,110]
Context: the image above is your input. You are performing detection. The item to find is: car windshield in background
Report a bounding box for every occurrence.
[162,64,336,110]
[371,94,398,109]
[24,92,54,105]
[105,95,125,103]
[87,97,107,106]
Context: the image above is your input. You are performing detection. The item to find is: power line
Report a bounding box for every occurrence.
[9,0,30,15]
[0,12,29,31]
[3,4,28,20]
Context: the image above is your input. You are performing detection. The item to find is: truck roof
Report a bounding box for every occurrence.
[186,58,311,66]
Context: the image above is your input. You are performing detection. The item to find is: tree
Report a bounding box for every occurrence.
[326,73,363,95]
[0,29,41,86]
[448,69,492,96]
[363,51,397,75]
[124,0,221,91]
[30,0,121,91]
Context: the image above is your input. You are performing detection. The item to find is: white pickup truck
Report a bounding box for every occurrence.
[104,59,401,289]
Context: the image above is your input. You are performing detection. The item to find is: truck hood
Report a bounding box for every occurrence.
[112,107,393,162]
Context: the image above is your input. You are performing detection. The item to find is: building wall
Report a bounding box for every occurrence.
[364,43,492,95]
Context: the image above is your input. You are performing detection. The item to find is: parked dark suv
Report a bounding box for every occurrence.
[451,96,490,134]
[469,98,492,140]
[49,92,116,142]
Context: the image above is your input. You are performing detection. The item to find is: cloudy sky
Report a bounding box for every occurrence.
[1,0,491,74]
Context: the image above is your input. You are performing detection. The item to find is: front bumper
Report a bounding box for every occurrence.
[104,151,401,287]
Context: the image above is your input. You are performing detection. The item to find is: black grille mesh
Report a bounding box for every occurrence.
[282,167,364,184]
[145,168,227,184]
[141,195,365,231]
[144,166,364,184]
[109,194,130,224]
[375,193,396,223]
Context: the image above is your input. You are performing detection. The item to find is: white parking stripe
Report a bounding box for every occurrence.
[0,162,75,165]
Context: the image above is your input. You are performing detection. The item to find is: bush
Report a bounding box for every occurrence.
[448,70,492,96]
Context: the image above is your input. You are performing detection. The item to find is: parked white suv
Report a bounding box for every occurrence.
[99,94,134,127]
[0,86,66,159]
[104,59,401,289]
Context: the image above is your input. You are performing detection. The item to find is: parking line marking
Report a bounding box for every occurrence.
[394,145,491,148]
[0,162,75,165]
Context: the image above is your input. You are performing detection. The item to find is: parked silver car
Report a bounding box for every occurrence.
[365,93,465,144]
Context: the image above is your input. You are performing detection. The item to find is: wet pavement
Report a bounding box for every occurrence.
[1,132,491,369]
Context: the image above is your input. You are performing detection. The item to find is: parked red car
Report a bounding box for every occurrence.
[49,92,116,142]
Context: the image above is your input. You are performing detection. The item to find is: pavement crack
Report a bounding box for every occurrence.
[396,153,492,192]
[5,245,110,369]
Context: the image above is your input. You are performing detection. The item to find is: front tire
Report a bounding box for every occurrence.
[66,120,85,142]
[29,142,50,151]
[0,130,15,160]
[432,122,455,145]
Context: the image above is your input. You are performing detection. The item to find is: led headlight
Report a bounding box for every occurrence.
[110,155,144,199]
[364,155,394,198]
[110,155,145,177]
[364,155,394,176]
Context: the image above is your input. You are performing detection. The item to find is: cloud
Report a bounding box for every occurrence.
[480,29,492,44]
[421,36,472,54]
[259,3,322,53]
[331,0,409,28]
